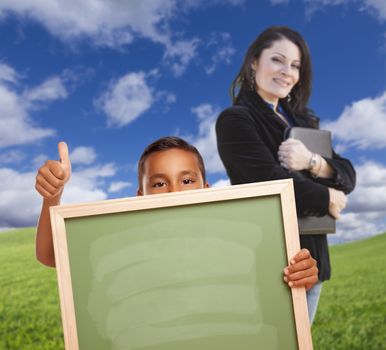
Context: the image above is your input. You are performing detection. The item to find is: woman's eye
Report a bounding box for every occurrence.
[272,57,282,63]
[292,64,301,70]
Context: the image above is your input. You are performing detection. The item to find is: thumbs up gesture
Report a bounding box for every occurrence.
[35,142,72,200]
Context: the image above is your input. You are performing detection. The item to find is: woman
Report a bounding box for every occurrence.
[215,26,356,323]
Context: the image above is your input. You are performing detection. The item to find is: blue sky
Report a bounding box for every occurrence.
[0,0,385,243]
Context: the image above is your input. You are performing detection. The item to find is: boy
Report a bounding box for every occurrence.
[35,136,318,290]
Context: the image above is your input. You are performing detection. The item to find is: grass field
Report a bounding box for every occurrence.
[312,233,386,349]
[0,228,385,349]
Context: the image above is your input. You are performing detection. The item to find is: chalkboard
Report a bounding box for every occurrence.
[50,179,312,350]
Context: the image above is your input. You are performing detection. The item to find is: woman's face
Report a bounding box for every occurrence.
[252,38,301,106]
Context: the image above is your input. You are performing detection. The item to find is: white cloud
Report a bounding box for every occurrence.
[0,168,40,227]
[0,150,25,165]
[211,178,230,187]
[165,92,177,104]
[190,103,226,174]
[334,160,386,240]
[183,0,245,8]
[0,0,175,46]
[96,71,154,127]
[346,185,386,214]
[155,90,177,105]
[32,154,48,169]
[0,1,245,45]
[24,76,67,104]
[204,32,235,75]
[355,161,386,186]
[97,70,175,126]
[0,162,117,228]
[0,63,69,148]
[70,146,97,165]
[0,62,19,84]
[336,212,386,241]
[360,0,386,21]
[304,0,346,5]
[108,181,132,193]
[164,38,200,77]
[0,85,55,148]
[0,1,244,76]
[323,92,386,150]
[270,0,290,5]
[344,161,386,214]
[62,163,116,204]
[302,0,386,21]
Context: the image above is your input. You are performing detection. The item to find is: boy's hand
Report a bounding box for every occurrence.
[283,249,318,290]
[35,142,71,200]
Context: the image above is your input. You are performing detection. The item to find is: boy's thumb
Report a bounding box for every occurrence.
[58,141,71,174]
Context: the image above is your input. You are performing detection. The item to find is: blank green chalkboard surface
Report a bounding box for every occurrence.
[50,179,312,350]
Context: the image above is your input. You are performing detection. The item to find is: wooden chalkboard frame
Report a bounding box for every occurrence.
[50,179,312,350]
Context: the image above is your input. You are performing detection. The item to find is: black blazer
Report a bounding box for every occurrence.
[215,89,356,281]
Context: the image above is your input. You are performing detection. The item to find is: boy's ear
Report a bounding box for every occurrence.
[136,189,144,196]
[204,182,210,188]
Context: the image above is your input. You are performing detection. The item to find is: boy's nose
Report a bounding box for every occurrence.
[168,183,177,193]
[169,183,182,193]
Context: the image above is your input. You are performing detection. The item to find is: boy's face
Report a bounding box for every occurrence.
[138,148,209,195]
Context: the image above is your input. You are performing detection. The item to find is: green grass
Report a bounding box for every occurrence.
[312,233,386,350]
[0,228,385,349]
[0,228,64,350]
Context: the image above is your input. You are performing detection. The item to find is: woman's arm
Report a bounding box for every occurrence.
[278,138,356,194]
[316,151,356,194]
[216,108,330,217]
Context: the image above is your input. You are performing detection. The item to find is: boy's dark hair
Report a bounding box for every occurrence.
[137,136,206,191]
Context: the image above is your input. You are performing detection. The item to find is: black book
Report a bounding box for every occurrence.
[285,127,336,235]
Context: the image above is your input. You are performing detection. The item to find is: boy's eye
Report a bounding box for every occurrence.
[182,178,195,185]
[152,182,166,188]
